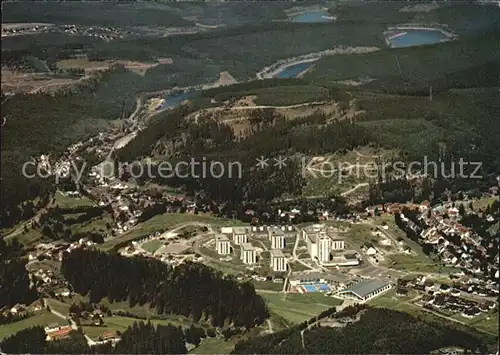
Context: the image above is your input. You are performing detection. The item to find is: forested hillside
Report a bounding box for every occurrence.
[0,239,38,309]
[232,308,490,354]
[306,29,500,93]
[61,248,269,328]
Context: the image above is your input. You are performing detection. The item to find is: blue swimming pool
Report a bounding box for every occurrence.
[290,10,332,23]
[303,284,317,293]
[388,29,449,48]
[317,283,330,292]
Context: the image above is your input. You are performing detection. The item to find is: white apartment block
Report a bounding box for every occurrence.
[270,249,287,272]
[216,235,231,255]
[268,227,286,249]
[317,233,332,263]
[303,230,318,259]
[240,243,256,264]
[331,239,345,250]
[302,225,345,265]
[232,227,248,245]
[268,226,284,240]
[271,234,285,249]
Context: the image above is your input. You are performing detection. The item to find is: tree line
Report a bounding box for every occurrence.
[61,248,269,328]
[0,239,38,309]
[232,307,489,354]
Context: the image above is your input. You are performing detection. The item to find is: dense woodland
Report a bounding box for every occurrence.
[232,308,489,354]
[61,248,269,328]
[0,239,38,308]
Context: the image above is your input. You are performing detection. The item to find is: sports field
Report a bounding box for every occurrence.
[258,292,343,324]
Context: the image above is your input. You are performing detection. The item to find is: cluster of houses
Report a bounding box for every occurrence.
[31,238,96,263]
[420,293,496,318]
[30,267,71,297]
[398,276,497,318]
[4,300,43,318]
[397,201,499,285]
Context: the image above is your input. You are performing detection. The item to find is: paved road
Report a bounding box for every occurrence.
[291,233,315,271]
[341,183,370,197]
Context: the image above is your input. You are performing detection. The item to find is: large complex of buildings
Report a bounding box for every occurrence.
[270,249,287,272]
[216,235,231,255]
[241,243,257,264]
[302,225,345,265]
[337,279,392,302]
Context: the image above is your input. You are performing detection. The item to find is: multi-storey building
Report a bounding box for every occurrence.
[331,238,345,250]
[240,243,256,264]
[317,233,332,263]
[216,235,231,255]
[302,225,346,265]
[270,249,287,272]
[269,227,285,249]
[232,227,248,245]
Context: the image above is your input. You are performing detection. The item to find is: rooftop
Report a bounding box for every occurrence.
[233,226,248,234]
[268,226,285,236]
[241,243,255,251]
[217,235,229,241]
[338,279,391,298]
[46,326,72,338]
[270,249,285,257]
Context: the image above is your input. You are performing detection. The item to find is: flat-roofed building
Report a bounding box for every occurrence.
[232,227,248,245]
[240,243,256,264]
[269,227,285,249]
[46,325,72,341]
[336,279,392,302]
[302,226,322,259]
[331,238,345,250]
[317,233,332,263]
[289,271,343,287]
[216,235,231,255]
[324,253,360,267]
[270,249,287,272]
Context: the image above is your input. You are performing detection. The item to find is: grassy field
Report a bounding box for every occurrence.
[0,311,63,340]
[368,289,421,314]
[70,213,114,235]
[46,298,71,316]
[341,223,376,247]
[141,239,164,254]
[472,196,498,211]
[83,315,192,340]
[190,337,240,354]
[98,213,242,251]
[251,281,284,292]
[468,314,499,335]
[53,191,95,209]
[383,254,461,274]
[258,292,343,324]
